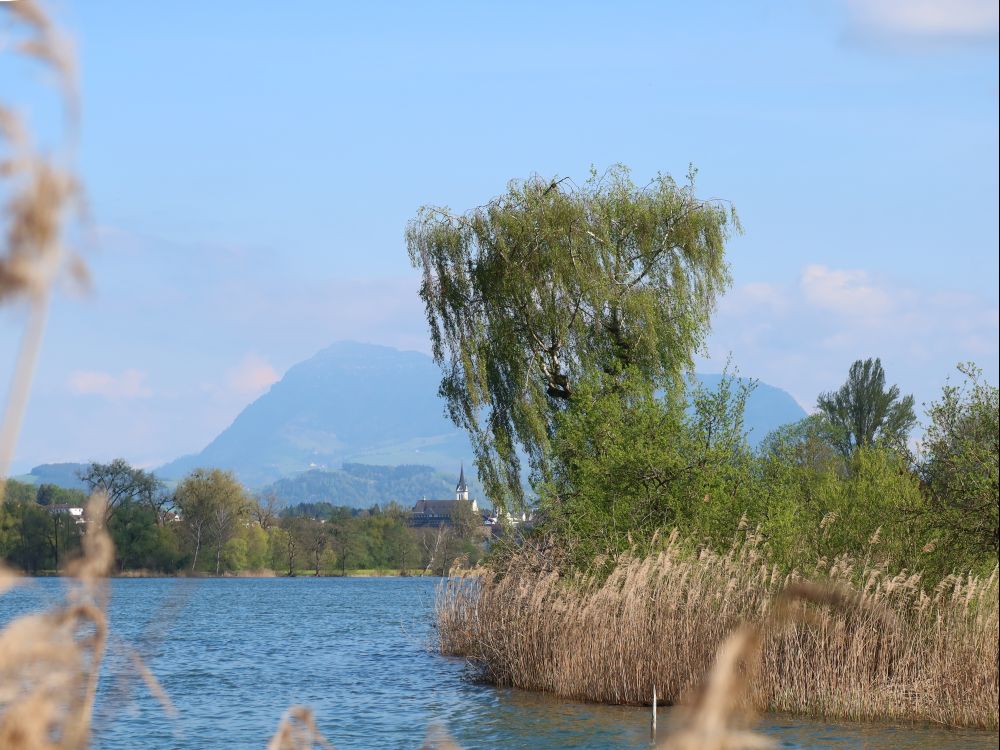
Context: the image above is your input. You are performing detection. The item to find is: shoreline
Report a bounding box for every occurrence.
[20,568,445,580]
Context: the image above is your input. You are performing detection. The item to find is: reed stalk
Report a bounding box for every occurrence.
[436,531,999,730]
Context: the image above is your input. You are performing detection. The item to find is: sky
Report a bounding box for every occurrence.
[1,0,997,472]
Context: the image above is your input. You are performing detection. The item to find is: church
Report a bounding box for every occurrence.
[409,465,484,528]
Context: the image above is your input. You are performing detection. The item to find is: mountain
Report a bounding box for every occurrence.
[695,374,807,446]
[14,463,91,491]
[258,463,459,509]
[157,341,808,488]
[158,342,474,487]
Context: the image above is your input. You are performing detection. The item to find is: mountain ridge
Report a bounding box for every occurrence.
[157,341,806,487]
[18,342,806,494]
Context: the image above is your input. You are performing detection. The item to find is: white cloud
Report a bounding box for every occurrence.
[800,264,892,318]
[704,264,999,421]
[67,369,153,400]
[226,354,280,397]
[845,0,998,45]
[719,282,789,315]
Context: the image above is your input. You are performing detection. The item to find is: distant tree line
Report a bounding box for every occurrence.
[1,464,484,576]
[3,357,994,580]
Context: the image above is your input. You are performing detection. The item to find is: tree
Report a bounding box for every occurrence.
[267,526,292,573]
[537,370,754,569]
[78,459,161,522]
[380,503,418,573]
[328,513,364,575]
[277,517,303,576]
[436,499,483,575]
[36,483,88,507]
[45,510,82,571]
[174,468,247,572]
[251,493,282,530]
[209,488,249,575]
[2,479,37,505]
[817,358,916,459]
[407,165,737,510]
[759,414,843,475]
[0,499,52,573]
[293,518,330,576]
[108,500,181,572]
[920,363,999,569]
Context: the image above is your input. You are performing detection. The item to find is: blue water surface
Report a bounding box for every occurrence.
[1,577,995,750]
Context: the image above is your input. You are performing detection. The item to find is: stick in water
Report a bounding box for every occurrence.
[651,684,657,738]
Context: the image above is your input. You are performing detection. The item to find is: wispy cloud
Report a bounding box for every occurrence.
[67,369,153,400]
[704,266,999,414]
[844,0,999,49]
[801,264,892,318]
[226,353,280,397]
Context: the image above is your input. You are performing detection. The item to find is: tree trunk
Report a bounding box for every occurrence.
[191,526,201,571]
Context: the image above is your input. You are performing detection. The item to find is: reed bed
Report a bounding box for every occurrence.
[436,530,999,730]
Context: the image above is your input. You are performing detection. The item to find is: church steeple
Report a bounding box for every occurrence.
[455,463,469,502]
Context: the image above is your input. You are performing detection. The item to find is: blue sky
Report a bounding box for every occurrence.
[1,0,997,471]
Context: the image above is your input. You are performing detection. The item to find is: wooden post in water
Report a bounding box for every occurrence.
[651,684,657,738]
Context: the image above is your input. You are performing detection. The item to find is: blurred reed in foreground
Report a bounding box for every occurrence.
[4,3,993,749]
[437,529,999,730]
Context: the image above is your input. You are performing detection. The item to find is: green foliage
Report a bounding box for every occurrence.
[817,358,917,459]
[35,483,88,507]
[537,370,754,569]
[757,442,925,571]
[108,501,182,572]
[2,479,36,505]
[3,472,482,576]
[532,365,984,580]
[238,524,270,570]
[920,363,999,572]
[0,499,69,573]
[408,165,738,511]
[174,468,249,573]
[79,458,163,522]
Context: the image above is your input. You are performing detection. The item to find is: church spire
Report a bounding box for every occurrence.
[455,463,469,501]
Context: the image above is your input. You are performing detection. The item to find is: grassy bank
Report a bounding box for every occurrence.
[436,531,999,729]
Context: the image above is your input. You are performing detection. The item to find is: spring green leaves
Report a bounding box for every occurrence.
[407,166,738,511]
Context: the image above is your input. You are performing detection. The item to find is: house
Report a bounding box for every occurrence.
[409,465,489,529]
[45,504,86,525]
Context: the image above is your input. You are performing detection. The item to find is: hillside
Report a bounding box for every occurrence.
[153,341,806,488]
[13,463,91,492]
[258,463,460,509]
[157,342,473,487]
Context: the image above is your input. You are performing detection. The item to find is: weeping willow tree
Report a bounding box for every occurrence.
[406,165,739,511]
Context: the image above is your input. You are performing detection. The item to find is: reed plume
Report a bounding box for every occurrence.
[437,530,999,730]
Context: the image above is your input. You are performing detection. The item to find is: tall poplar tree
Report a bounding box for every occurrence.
[817,358,916,459]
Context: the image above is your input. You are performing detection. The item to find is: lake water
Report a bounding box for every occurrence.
[1,577,996,749]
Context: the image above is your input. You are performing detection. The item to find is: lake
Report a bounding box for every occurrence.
[1,577,996,749]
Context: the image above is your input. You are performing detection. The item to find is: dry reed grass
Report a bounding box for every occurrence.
[4,3,993,749]
[0,0,87,496]
[437,528,999,731]
[0,5,349,748]
[0,494,114,749]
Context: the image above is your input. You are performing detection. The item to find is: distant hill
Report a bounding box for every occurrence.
[156,341,807,488]
[259,463,463,510]
[14,463,90,492]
